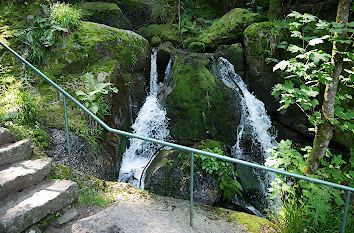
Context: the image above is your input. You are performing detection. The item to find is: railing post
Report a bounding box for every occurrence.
[190,152,194,227]
[341,191,351,233]
[63,95,73,181]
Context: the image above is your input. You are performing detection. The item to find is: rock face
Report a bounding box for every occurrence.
[79,2,132,29]
[198,8,267,51]
[145,150,220,205]
[165,53,241,145]
[43,21,150,173]
[215,43,245,75]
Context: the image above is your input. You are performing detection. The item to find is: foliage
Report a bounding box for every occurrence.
[272,11,354,133]
[50,2,82,30]
[75,73,118,119]
[78,187,113,207]
[21,3,81,64]
[196,146,243,202]
[266,140,353,232]
[246,0,263,14]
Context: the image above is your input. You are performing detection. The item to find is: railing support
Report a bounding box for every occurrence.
[190,152,194,227]
[63,95,73,181]
[341,191,351,233]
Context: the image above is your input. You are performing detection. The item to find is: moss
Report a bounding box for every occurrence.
[215,43,244,72]
[217,208,276,233]
[187,42,205,53]
[198,8,267,51]
[244,21,279,58]
[78,2,132,29]
[137,24,180,46]
[165,53,240,145]
[151,35,161,46]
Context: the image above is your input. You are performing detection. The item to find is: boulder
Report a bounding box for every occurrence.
[145,150,220,205]
[137,24,180,47]
[215,43,244,74]
[78,2,132,29]
[42,22,150,173]
[198,8,267,51]
[164,53,241,145]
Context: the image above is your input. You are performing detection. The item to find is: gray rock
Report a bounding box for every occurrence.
[0,139,32,167]
[53,208,78,226]
[0,158,52,200]
[0,127,15,146]
[0,180,78,233]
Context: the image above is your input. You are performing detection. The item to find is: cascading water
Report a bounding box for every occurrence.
[118,50,170,189]
[212,57,277,211]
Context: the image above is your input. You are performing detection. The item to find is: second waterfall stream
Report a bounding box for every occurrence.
[118,50,170,189]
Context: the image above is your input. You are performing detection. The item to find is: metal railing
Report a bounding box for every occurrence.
[1,40,353,232]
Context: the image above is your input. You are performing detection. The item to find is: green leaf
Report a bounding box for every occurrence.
[287,45,305,53]
[273,60,290,72]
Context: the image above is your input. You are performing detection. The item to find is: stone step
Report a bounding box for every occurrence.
[0,158,52,200]
[0,179,79,233]
[0,139,31,167]
[0,128,15,146]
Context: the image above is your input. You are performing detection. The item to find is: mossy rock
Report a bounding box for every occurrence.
[40,21,149,148]
[145,149,220,205]
[165,53,241,145]
[243,21,283,113]
[217,208,276,233]
[215,43,244,72]
[137,24,180,47]
[78,2,132,29]
[118,0,152,28]
[198,8,267,51]
[187,42,205,53]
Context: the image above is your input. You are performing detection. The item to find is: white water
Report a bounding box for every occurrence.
[118,50,169,189]
[213,57,277,192]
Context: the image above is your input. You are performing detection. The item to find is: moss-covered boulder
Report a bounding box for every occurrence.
[145,149,220,205]
[41,22,150,169]
[215,43,244,74]
[243,22,283,112]
[118,0,152,28]
[198,8,267,51]
[137,24,180,47]
[78,2,132,29]
[165,53,241,145]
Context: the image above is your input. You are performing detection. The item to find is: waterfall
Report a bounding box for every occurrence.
[118,50,170,189]
[212,57,277,207]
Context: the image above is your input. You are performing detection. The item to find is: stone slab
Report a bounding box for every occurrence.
[0,158,52,200]
[0,139,32,167]
[0,179,79,233]
[0,128,15,146]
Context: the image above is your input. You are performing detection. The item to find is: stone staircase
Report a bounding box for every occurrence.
[0,127,79,233]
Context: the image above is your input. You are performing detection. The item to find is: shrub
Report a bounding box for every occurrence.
[50,3,82,30]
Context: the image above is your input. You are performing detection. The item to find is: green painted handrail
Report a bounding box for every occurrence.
[0,40,352,232]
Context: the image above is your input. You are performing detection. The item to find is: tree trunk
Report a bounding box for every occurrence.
[305,0,351,174]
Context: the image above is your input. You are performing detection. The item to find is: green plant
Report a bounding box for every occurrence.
[75,73,118,119]
[79,187,112,207]
[246,0,263,14]
[272,11,353,132]
[266,140,353,232]
[16,91,40,126]
[50,2,82,30]
[196,147,243,202]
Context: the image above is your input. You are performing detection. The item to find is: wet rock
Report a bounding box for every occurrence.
[145,150,221,205]
[50,129,114,180]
